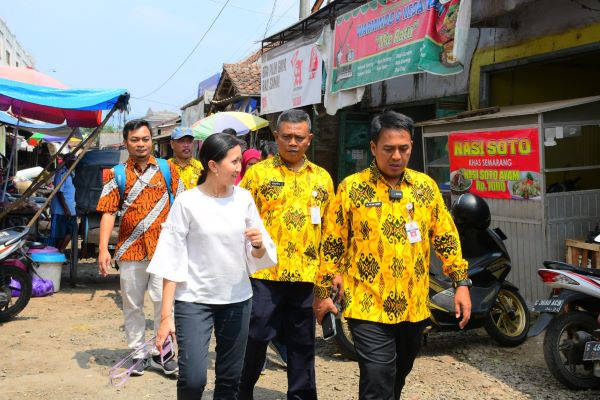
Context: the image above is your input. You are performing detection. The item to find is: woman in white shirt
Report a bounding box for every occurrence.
[148,133,277,399]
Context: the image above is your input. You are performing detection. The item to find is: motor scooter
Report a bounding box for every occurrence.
[333,194,530,360]
[528,260,600,389]
[0,226,32,322]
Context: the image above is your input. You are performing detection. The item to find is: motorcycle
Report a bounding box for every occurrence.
[334,194,531,360]
[0,226,32,322]
[528,261,600,389]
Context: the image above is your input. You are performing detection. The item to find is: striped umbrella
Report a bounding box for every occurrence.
[191,112,269,140]
[27,132,82,146]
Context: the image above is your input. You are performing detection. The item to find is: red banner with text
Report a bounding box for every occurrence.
[448,129,541,200]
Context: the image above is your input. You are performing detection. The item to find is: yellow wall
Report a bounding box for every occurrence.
[469,23,600,108]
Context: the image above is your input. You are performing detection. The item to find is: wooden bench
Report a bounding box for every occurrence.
[566,239,600,269]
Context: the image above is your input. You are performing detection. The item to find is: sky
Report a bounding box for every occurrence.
[2,0,301,124]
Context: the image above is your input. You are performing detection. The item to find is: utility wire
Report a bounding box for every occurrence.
[138,0,231,99]
[263,0,278,39]
[207,0,294,19]
[227,1,295,62]
[130,96,180,108]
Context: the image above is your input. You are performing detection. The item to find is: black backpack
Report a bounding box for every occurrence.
[73,149,124,215]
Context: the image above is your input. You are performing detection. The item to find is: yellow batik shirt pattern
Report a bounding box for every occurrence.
[316,163,468,324]
[240,155,334,283]
[169,158,203,190]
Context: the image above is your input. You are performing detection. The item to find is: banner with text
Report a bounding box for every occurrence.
[448,129,541,200]
[331,0,468,93]
[261,36,323,115]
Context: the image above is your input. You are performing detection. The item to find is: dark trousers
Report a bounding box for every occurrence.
[348,318,428,400]
[239,279,317,400]
[175,299,251,400]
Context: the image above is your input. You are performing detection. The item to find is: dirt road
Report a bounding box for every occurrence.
[2,262,599,399]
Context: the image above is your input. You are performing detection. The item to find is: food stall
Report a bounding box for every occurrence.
[419,96,600,302]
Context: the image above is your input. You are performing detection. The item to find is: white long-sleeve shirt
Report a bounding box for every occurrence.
[147,186,277,304]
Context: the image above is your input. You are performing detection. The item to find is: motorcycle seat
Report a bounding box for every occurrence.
[430,252,503,283]
[466,252,504,276]
[543,260,600,278]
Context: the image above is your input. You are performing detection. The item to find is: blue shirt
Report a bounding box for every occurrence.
[50,167,76,215]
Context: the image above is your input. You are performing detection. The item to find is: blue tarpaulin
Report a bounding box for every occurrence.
[0,78,129,127]
[0,78,127,110]
[0,111,78,137]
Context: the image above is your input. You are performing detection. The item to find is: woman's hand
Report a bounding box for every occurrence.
[245,227,263,249]
[156,315,176,353]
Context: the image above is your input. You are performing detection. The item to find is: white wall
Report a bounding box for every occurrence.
[0,17,34,68]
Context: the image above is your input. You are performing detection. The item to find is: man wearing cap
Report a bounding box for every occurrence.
[169,127,203,190]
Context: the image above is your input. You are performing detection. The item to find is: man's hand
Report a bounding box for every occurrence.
[98,213,116,277]
[313,297,338,324]
[98,248,112,277]
[454,286,472,329]
[332,274,344,303]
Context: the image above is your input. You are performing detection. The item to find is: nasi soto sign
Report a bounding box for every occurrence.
[331,0,466,93]
[448,129,541,200]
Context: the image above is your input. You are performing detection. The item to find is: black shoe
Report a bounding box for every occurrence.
[130,357,149,376]
[150,355,179,376]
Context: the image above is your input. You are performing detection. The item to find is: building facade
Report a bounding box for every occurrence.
[0,17,34,68]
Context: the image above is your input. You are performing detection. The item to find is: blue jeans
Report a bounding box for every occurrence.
[175,299,251,400]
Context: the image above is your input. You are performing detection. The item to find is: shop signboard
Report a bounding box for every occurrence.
[448,128,541,200]
[331,0,467,93]
[261,36,322,115]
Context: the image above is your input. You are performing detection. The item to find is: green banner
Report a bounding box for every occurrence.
[331,0,466,93]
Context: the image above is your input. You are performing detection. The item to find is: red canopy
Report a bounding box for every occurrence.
[0,66,102,127]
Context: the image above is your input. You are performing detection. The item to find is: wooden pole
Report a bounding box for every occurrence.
[15,128,77,199]
[26,106,120,227]
[25,103,124,228]
[0,128,78,220]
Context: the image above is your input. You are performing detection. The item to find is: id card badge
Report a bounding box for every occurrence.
[405,221,422,243]
[310,206,321,224]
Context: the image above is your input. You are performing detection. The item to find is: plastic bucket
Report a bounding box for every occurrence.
[30,252,66,292]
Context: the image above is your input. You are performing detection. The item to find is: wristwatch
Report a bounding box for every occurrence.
[452,278,473,289]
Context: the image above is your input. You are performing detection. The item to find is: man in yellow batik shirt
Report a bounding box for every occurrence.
[239,109,334,400]
[313,111,471,400]
[168,127,203,190]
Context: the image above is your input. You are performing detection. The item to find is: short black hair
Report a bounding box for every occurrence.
[260,141,278,159]
[197,133,242,184]
[276,109,311,131]
[123,119,152,141]
[370,111,414,143]
[221,128,237,136]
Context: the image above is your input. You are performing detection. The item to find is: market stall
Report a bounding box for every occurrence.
[419,96,600,302]
[0,71,129,286]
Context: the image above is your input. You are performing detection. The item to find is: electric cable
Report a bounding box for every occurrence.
[227,1,295,62]
[138,0,231,99]
[263,0,278,39]
[206,0,293,19]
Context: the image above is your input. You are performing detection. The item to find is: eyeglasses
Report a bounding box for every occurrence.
[108,337,155,387]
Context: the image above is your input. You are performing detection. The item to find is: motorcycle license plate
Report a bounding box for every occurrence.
[533,298,564,313]
[583,341,600,361]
